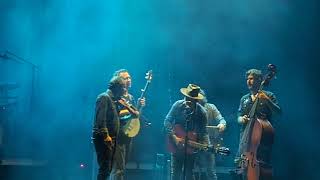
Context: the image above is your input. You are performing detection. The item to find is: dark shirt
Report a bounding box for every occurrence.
[117,94,136,126]
[238,91,279,131]
[164,100,209,144]
[238,90,280,164]
[115,93,137,144]
[92,90,120,137]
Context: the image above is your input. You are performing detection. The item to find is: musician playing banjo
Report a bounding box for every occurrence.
[111,69,147,180]
[92,68,149,180]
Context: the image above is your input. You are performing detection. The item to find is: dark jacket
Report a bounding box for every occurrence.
[92,90,120,138]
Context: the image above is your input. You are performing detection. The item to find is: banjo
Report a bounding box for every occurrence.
[120,70,152,137]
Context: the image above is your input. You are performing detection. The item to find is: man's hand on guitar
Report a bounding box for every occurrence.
[257,91,270,100]
[104,135,112,143]
[172,135,184,147]
[238,115,250,124]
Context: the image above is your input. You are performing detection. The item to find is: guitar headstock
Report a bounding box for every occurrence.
[216,146,231,156]
[145,70,153,83]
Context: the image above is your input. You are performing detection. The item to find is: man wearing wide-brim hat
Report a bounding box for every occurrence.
[164,84,209,180]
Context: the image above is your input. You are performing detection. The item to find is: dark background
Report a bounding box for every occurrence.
[0,0,319,179]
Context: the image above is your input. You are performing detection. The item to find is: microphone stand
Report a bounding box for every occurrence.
[1,50,39,121]
[182,106,194,180]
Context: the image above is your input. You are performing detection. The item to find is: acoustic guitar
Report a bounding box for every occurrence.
[167,124,230,155]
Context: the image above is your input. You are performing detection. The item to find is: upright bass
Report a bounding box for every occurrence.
[237,64,277,180]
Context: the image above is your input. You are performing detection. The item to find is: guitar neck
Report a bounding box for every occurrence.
[137,81,151,111]
[187,140,208,150]
[206,125,219,129]
[139,82,150,99]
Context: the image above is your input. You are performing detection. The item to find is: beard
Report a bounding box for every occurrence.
[126,82,131,89]
[248,84,259,91]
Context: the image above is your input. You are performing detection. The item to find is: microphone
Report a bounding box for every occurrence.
[184,101,192,108]
[184,101,194,115]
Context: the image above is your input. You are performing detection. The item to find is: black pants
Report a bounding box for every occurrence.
[93,134,114,180]
[94,132,131,180]
[171,152,196,180]
[111,132,132,180]
[111,136,131,180]
[194,152,217,180]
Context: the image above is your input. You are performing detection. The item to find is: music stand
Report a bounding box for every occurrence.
[0,50,39,120]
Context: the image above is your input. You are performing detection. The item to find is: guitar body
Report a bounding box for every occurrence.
[239,119,262,180]
[257,119,274,180]
[122,117,140,137]
[239,119,274,180]
[167,124,231,156]
[167,124,198,154]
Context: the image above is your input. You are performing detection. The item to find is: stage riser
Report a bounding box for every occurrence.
[1,165,234,180]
